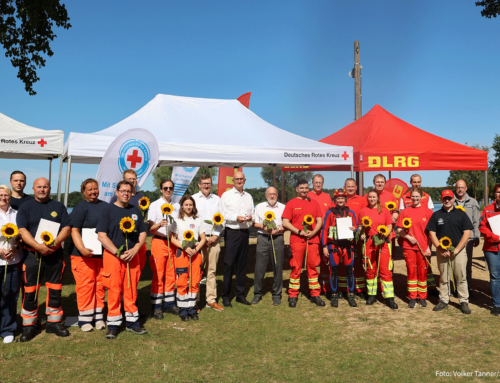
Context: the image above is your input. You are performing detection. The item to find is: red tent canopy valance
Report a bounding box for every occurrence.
[284,104,488,172]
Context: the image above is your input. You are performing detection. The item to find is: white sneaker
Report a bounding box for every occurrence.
[81,323,94,332]
[3,335,14,344]
[95,321,106,330]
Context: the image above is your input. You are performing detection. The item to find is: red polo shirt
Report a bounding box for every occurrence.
[345,194,367,219]
[283,197,322,244]
[307,190,332,217]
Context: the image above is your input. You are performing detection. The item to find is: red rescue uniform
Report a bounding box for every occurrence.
[283,197,322,298]
[345,194,368,293]
[358,205,394,298]
[396,205,433,299]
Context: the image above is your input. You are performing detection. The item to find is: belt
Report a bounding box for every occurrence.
[153,235,169,240]
[226,227,249,232]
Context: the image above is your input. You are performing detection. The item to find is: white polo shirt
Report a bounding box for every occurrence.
[148,197,180,237]
[173,216,206,243]
[192,191,223,236]
[221,187,254,230]
[254,201,285,235]
[0,206,22,266]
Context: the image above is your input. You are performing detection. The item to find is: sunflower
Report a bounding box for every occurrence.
[1,223,18,239]
[119,217,135,233]
[361,216,372,227]
[161,203,173,215]
[264,211,275,221]
[304,215,314,226]
[402,218,412,229]
[385,201,397,211]
[213,213,224,225]
[183,230,194,241]
[439,237,452,249]
[377,225,389,236]
[40,231,54,246]
[455,205,465,212]
[138,196,150,211]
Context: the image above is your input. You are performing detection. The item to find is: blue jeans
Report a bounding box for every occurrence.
[484,251,500,307]
[0,263,22,338]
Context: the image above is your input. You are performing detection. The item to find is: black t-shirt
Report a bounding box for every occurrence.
[96,203,146,250]
[426,207,474,247]
[109,192,145,207]
[17,198,71,255]
[10,194,34,211]
[69,199,109,258]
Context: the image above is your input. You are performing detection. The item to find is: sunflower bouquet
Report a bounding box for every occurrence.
[439,236,456,290]
[117,217,136,288]
[138,196,151,222]
[302,214,315,270]
[263,211,278,264]
[161,203,175,267]
[35,231,55,299]
[1,223,18,297]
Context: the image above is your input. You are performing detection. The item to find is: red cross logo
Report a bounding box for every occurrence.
[127,149,143,168]
[38,138,47,147]
[342,151,349,160]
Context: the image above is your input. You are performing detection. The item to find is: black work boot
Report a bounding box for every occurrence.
[348,294,357,307]
[366,295,377,305]
[330,294,339,308]
[20,327,37,342]
[386,298,398,310]
[310,296,326,307]
[288,297,298,308]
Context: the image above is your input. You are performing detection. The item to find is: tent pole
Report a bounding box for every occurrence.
[351,165,354,179]
[484,170,489,210]
[57,157,64,202]
[388,171,392,180]
[63,156,72,207]
[273,165,276,188]
[281,169,285,203]
[359,172,364,197]
[48,157,53,187]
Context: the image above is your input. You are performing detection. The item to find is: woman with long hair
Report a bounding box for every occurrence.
[396,189,433,308]
[358,189,397,310]
[171,195,207,321]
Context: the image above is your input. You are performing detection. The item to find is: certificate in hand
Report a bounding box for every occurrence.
[336,217,354,240]
[488,214,500,236]
[82,228,103,255]
[34,219,61,244]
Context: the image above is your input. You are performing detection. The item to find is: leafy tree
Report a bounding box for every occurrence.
[152,167,218,196]
[0,0,71,95]
[260,167,313,203]
[446,144,494,200]
[490,134,500,182]
[476,0,500,18]
[245,187,267,205]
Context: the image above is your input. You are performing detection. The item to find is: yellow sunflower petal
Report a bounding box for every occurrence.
[361,216,372,227]
[213,213,224,225]
[119,217,135,233]
[402,218,412,229]
[1,223,18,239]
[40,231,54,246]
[377,225,389,236]
[304,215,314,225]
[183,230,194,241]
[139,197,150,211]
[264,211,275,221]
[455,206,465,212]
[161,203,173,215]
[439,236,452,249]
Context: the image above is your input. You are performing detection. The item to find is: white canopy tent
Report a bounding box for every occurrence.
[59,94,354,204]
[0,112,64,184]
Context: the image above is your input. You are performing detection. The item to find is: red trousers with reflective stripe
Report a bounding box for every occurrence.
[21,250,65,327]
[365,240,392,282]
[70,256,105,323]
[403,249,427,299]
[102,249,140,324]
[150,238,177,310]
[288,242,320,298]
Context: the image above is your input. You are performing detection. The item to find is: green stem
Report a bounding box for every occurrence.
[270,234,277,265]
[126,233,130,289]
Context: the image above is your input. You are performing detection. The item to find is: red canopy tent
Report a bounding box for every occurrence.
[284,104,489,204]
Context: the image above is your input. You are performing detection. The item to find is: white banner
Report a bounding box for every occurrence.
[96,128,159,203]
[171,166,199,203]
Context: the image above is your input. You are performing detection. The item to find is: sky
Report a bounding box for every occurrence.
[1,1,499,195]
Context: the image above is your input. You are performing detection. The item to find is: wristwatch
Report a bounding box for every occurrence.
[297,230,302,236]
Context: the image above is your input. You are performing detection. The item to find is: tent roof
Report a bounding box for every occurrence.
[0,112,64,160]
[319,104,487,171]
[63,94,353,167]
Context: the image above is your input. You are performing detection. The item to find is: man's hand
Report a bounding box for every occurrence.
[406,235,418,245]
[237,216,247,223]
[323,247,329,258]
[303,230,312,239]
[120,247,138,262]
[36,243,54,256]
[206,235,218,247]
[361,234,366,241]
[80,248,94,258]
[424,247,431,257]
[473,238,480,248]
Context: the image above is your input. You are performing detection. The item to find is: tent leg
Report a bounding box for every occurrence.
[281,169,285,203]
[388,171,392,180]
[273,165,276,188]
[359,172,364,197]
[351,165,354,179]
[48,157,53,187]
[484,170,489,209]
[63,156,72,207]
[57,157,64,202]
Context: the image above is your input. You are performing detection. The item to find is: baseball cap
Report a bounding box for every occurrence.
[441,190,454,199]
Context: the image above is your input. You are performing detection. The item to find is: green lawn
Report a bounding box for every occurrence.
[1,239,499,383]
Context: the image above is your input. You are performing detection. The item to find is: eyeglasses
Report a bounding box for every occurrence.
[125,178,137,181]
[234,178,245,181]
[200,183,212,186]
[118,190,131,194]
[162,187,174,191]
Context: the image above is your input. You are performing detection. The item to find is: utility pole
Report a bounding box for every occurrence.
[354,41,364,195]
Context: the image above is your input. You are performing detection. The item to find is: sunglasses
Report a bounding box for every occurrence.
[162,187,174,191]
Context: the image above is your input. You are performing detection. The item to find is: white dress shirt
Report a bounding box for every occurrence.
[0,206,22,266]
[148,197,180,237]
[221,187,255,230]
[173,216,206,244]
[192,191,223,236]
[254,201,285,235]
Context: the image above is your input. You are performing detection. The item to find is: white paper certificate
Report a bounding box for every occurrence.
[82,228,102,255]
[336,217,354,240]
[488,214,500,236]
[35,219,61,244]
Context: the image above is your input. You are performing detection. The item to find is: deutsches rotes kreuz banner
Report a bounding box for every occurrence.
[171,166,199,203]
[96,128,159,203]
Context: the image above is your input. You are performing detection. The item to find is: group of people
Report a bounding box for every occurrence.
[0,168,499,344]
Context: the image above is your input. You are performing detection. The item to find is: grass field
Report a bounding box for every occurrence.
[1,237,499,383]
